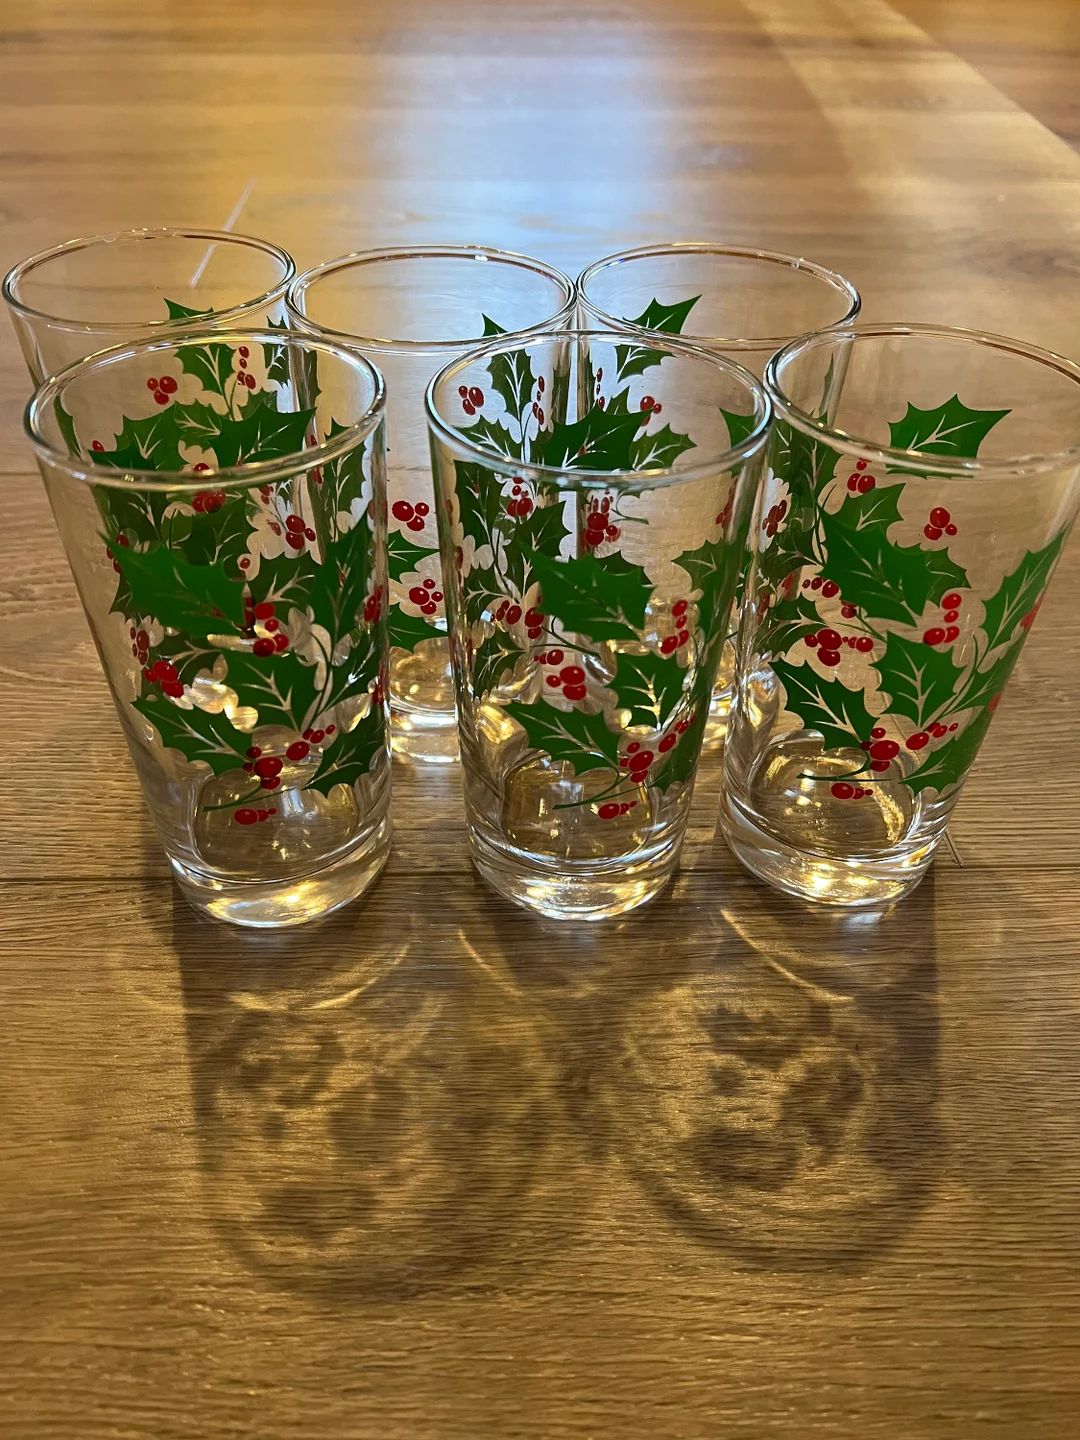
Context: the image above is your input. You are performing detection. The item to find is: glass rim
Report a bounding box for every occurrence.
[425,326,771,488]
[576,242,862,351]
[2,227,297,335]
[287,243,577,352]
[766,322,1080,479]
[24,328,386,494]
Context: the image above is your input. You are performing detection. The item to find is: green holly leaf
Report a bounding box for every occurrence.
[254,548,319,607]
[830,484,904,534]
[321,418,370,516]
[473,631,524,694]
[675,534,741,634]
[461,563,502,623]
[170,398,231,451]
[307,708,387,796]
[181,493,253,570]
[97,486,158,546]
[614,294,700,380]
[773,659,876,752]
[113,543,246,636]
[505,701,620,775]
[720,407,759,448]
[222,648,321,731]
[820,508,968,625]
[55,398,79,455]
[151,631,219,682]
[171,334,233,400]
[163,298,210,323]
[612,651,686,730]
[538,407,643,471]
[93,409,185,471]
[456,461,508,549]
[132,693,247,775]
[209,391,315,466]
[949,637,1023,716]
[872,631,964,729]
[760,591,822,655]
[905,710,992,797]
[460,413,522,461]
[980,529,1068,654]
[389,604,439,652]
[388,528,438,581]
[480,313,536,422]
[888,395,1010,458]
[308,528,373,643]
[262,316,292,387]
[770,422,840,498]
[504,499,570,594]
[530,551,651,642]
[629,423,695,469]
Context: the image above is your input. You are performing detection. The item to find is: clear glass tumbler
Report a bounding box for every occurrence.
[722,323,1080,907]
[427,328,770,920]
[287,246,576,765]
[4,226,295,382]
[25,328,392,928]
[577,243,861,741]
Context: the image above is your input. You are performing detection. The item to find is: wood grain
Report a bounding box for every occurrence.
[2,1,1080,1437]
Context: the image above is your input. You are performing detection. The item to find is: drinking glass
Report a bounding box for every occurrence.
[722,323,1080,907]
[25,328,392,928]
[578,243,861,741]
[287,246,576,765]
[4,226,295,382]
[427,328,770,920]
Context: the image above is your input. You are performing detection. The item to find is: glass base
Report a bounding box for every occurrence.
[468,828,676,921]
[720,790,936,908]
[390,701,460,764]
[702,683,731,747]
[169,814,392,928]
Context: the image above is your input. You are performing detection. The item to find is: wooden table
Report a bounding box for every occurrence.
[2,2,1079,1436]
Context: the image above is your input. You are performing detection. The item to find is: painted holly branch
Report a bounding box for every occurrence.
[83,305,386,823]
[755,395,1069,798]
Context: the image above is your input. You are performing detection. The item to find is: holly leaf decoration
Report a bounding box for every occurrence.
[163,298,210,322]
[612,651,686,730]
[505,701,620,775]
[905,710,992,797]
[55,398,79,455]
[133,694,247,775]
[324,419,368,514]
[831,484,904,533]
[889,396,1010,458]
[254,548,319,607]
[97,486,157,546]
[473,631,524,694]
[262,317,292,387]
[481,313,536,421]
[389,604,439,652]
[530,551,651,642]
[629,423,695,469]
[307,708,387,796]
[457,461,508,549]
[504,499,570,594]
[308,528,373,642]
[388,528,438,581]
[773,659,876,752]
[980,529,1068,654]
[461,563,502,623]
[872,631,964,729]
[614,294,700,380]
[538,406,643,472]
[720,407,759,448]
[820,507,968,625]
[112,543,246,637]
[93,409,185,471]
[182,494,253,570]
[223,648,321,731]
[460,413,522,461]
[950,636,1024,716]
[208,391,315,467]
[760,591,822,655]
[675,534,741,634]
[165,326,234,401]
[171,398,231,451]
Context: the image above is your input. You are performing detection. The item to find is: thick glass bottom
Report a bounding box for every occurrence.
[720,789,937,908]
[390,642,459,764]
[468,827,677,921]
[389,702,459,764]
[170,814,392,928]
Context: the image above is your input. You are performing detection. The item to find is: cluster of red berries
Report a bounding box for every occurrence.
[846,459,876,492]
[235,345,256,390]
[529,373,547,427]
[506,482,534,519]
[639,394,663,419]
[924,591,963,646]
[302,723,335,743]
[716,493,734,529]
[659,598,691,655]
[364,584,386,623]
[615,717,693,786]
[391,499,429,533]
[762,497,788,538]
[109,531,131,572]
[130,625,150,664]
[278,514,314,552]
[545,661,587,702]
[192,489,226,513]
[802,576,841,599]
[141,653,185,700]
[234,806,277,825]
[805,626,874,663]
[831,782,873,800]
[458,384,485,417]
[597,799,638,820]
[250,599,290,656]
[243,749,284,790]
[409,578,443,616]
[924,505,958,541]
[146,375,178,407]
[583,494,620,549]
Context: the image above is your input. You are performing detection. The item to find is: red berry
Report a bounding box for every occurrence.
[949,722,958,732]
[831,782,854,799]
[943,609,959,624]
[943,592,962,609]
[254,756,282,778]
[409,587,427,605]
[869,739,899,761]
[525,608,543,626]
[907,732,930,750]
[147,378,158,390]
[871,726,886,739]
[929,507,950,527]
[944,625,959,642]
[252,601,274,620]
[234,808,259,825]
[821,581,839,598]
[392,500,414,522]
[841,605,857,619]
[640,395,655,411]
[285,514,305,533]
[598,803,620,820]
[546,675,561,688]
[804,634,819,648]
[286,741,310,761]
[238,346,249,358]
[273,633,289,651]
[818,648,841,666]
[458,385,468,398]
[660,635,679,654]
[818,628,841,649]
[672,600,688,619]
[253,638,275,657]
[847,476,859,492]
[924,525,942,541]
[945,523,958,536]
[158,375,178,395]
[302,527,315,542]
[547,649,563,665]
[505,605,522,624]
[154,391,169,406]
[630,748,654,767]
[856,459,868,471]
[415,502,430,518]
[407,518,425,532]
[285,533,305,550]
[239,557,251,570]
[857,475,875,493]
[462,400,476,415]
[527,627,541,640]
[658,733,677,753]
[652,403,661,415]
[560,665,585,684]
[310,729,325,744]
[247,746,262,759]
[260,776,281,790]
[930,724,948,738]
[91,440,104,452]
[627,742,640,753]
[855,636,874,653]
[870,759,891,772]
[923,627,946,645]
[810,577,823,590]
[563,683,586,701]
[161,681,184,698]
[468,386,484,408]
